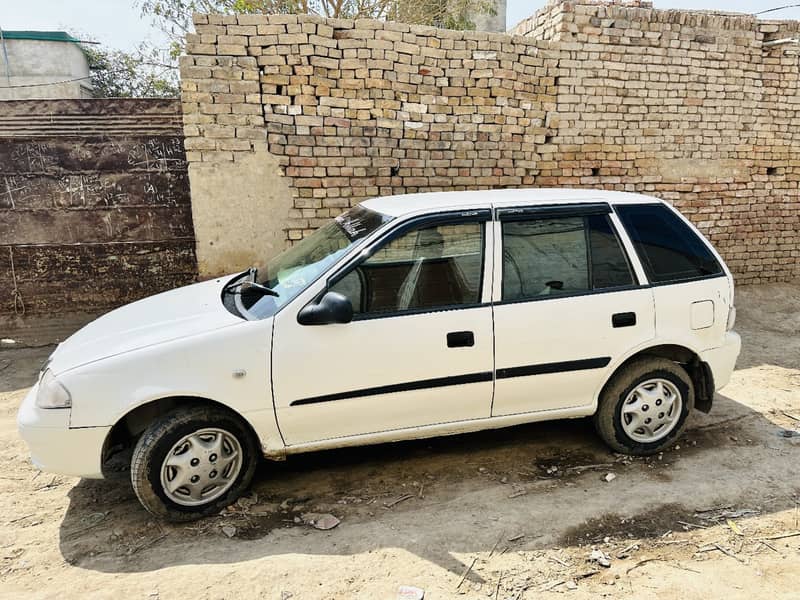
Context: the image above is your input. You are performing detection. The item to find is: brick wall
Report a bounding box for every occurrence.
[180,14,558,246]
[180,1,800,284]
[515,2,800,284]
[510,0,654,39]
[0,99,197,316]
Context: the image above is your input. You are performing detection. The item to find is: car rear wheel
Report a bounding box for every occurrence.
[130,406,259,521]
[594,357,694,455]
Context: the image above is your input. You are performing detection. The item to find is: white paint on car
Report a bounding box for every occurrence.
[17,188,742,495]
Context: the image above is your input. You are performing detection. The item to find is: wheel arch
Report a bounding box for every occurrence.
[601,344,715,414]
[101,396,263,477]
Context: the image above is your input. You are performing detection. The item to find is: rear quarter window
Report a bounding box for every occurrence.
[615,203,723,283]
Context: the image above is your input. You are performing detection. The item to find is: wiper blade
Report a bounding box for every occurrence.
[235,281,279,297]
[223,267,257,294]
[223,267,279,297]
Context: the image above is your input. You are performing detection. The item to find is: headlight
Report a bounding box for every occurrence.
[36,369,72,409]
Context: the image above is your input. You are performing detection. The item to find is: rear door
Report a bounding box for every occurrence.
[490,203,656,416]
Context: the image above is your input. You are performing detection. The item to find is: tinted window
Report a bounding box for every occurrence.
[331,222,484,316]
[502,214,633,301]
[615,204,722,283]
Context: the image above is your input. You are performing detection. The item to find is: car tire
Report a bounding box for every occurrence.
[130,406,259,522]
[594,357,694,455]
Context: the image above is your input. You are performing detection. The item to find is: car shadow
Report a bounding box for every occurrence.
[57,391,800,579]
[0,346,51,395]
[0,312,95,394]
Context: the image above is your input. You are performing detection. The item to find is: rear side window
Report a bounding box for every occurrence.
[501,214,634,301]
[615,204,722,283]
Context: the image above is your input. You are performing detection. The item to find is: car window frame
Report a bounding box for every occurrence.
[317,209,493,321]
[494,203,642,306]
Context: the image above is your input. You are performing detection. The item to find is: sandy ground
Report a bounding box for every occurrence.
[0,285,798,600]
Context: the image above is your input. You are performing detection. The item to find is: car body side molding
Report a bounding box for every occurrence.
[289,357,611,406]
[290,371,494,406]
[495,357,611,379]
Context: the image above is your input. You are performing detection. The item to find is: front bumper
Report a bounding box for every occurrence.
[17,384,109,479]
[701,331,742,392]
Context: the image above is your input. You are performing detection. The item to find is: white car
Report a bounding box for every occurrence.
[18,189,741,520]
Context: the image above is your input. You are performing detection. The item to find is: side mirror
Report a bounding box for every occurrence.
[297,291,354,326]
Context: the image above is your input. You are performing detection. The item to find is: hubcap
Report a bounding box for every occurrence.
[621,378,682,444]
[160,428,243,507]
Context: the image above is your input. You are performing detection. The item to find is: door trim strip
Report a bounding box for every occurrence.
[495,357,610,380]
[289,356,611,407]
[290,371,493,406]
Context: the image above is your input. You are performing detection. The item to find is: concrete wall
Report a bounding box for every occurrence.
[188,149,293,276]
[0,99,197,316]
[180,1,800,284]
[0,39,91,100]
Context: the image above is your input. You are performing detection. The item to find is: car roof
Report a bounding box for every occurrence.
[360,188,663,218]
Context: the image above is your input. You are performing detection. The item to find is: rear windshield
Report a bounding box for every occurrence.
[615,203,723,283]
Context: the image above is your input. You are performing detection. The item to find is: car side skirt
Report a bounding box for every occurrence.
[275,404,595,456]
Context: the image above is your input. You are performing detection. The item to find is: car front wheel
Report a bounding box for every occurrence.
[594,357,694,455]
[130,406,259,521]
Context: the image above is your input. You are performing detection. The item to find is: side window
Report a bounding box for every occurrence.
[501,214,633,302]
[615,204,723,283]
[331,222,484,317]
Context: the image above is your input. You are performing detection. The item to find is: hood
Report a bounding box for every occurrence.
[49,277,243,375]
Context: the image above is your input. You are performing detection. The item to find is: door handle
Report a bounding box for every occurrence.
[612,312,636,328]
[447,331,475,348]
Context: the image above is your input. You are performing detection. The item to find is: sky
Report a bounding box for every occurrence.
[1,0,799,53]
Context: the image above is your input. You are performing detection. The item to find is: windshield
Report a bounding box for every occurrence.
[236,205,392,319]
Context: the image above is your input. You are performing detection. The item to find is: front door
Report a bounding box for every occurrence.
[272,212,495,446]
[491,204,656,416]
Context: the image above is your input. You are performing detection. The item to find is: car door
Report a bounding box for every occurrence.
[491,203,656,417]
[271,210,495,446]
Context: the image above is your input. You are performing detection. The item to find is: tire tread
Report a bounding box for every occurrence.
[130,406,258,522]
[594,357,694,455]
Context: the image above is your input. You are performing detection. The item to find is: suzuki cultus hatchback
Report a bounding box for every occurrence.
[19,189,741,520]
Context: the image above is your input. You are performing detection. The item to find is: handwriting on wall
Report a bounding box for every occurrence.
[0,135,190,212]
[0,98,197,315]
[126,137,186,171]
[0,136,187,174]
[0,172,190,210]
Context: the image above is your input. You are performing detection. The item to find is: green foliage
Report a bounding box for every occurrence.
[82,43,180,98]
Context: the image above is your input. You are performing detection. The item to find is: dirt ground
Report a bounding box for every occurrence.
[1,284,799,600]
